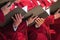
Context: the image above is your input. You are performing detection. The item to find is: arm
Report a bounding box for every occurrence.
[0,2,11,23]
[12,14,24,31]
[1,2,11,16]
[35,17,56,34]
[45,8,60,25]
[12,14,28,40]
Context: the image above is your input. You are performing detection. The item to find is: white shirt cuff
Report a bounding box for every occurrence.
[13,24,18,31]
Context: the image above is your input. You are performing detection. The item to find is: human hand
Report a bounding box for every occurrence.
[1,2,11,16]
[12,14,24,27]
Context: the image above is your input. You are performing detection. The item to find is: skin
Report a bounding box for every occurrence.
[1,2,11,16]
[12,8,60,34]
[12,14,24,27]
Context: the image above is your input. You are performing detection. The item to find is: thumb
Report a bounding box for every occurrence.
[57,9,60,13]
[33,16,38,20]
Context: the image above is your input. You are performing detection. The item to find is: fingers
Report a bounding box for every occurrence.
[19,14,24,19]
[27,16,38,25]
[35,18,43,23]
[33,16,38,21]
[58,9,60,13]
[56,8,60,13]
[30,15,34,18]
[57,9,60,12]
[5,2,11,8]
[12,14,19,22]
[40,18,44,22]
[35,18,44,25]
[12,14,23,27]
[35,18,44,27]
[12,14,23,21]
[15,14,20,20]
[15,14,18,20]
[17,14,21,20]
[35,18,40,23]
[12,17,16,22]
